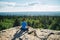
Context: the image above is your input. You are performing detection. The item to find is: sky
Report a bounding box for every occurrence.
[0,0,60,12]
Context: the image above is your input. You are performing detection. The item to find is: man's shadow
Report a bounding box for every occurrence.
[12,29,27,40]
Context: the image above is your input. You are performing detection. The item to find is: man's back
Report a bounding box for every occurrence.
[21,21,27,30]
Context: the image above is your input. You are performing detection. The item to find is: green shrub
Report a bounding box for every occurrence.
[0,16,60,30]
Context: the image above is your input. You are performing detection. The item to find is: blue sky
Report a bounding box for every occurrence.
[0,0,60,12]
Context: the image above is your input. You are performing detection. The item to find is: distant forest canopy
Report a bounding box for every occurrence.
[0,16,60,31]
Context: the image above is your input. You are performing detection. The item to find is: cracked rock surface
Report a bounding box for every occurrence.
[0,27,60,40]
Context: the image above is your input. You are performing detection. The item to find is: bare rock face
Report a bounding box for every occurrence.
[0,27,60,40]
[0,27,19,40]
[47,35,60,40]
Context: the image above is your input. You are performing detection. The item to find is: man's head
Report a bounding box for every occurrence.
[22,18,26,21]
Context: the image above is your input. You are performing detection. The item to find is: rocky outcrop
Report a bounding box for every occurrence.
[0,27,60,40]
[0,27,20,40]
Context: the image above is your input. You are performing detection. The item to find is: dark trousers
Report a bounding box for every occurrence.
[21,28,28,31]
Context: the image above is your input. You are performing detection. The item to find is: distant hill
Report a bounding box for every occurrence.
[0,12,60,16]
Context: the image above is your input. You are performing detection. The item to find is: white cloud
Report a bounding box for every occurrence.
[0,2,16,7]
[0,1,60,12]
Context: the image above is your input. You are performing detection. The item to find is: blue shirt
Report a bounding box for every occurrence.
[21,21,27,29]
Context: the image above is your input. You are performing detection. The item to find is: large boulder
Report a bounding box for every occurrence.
[0,27,60,40]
